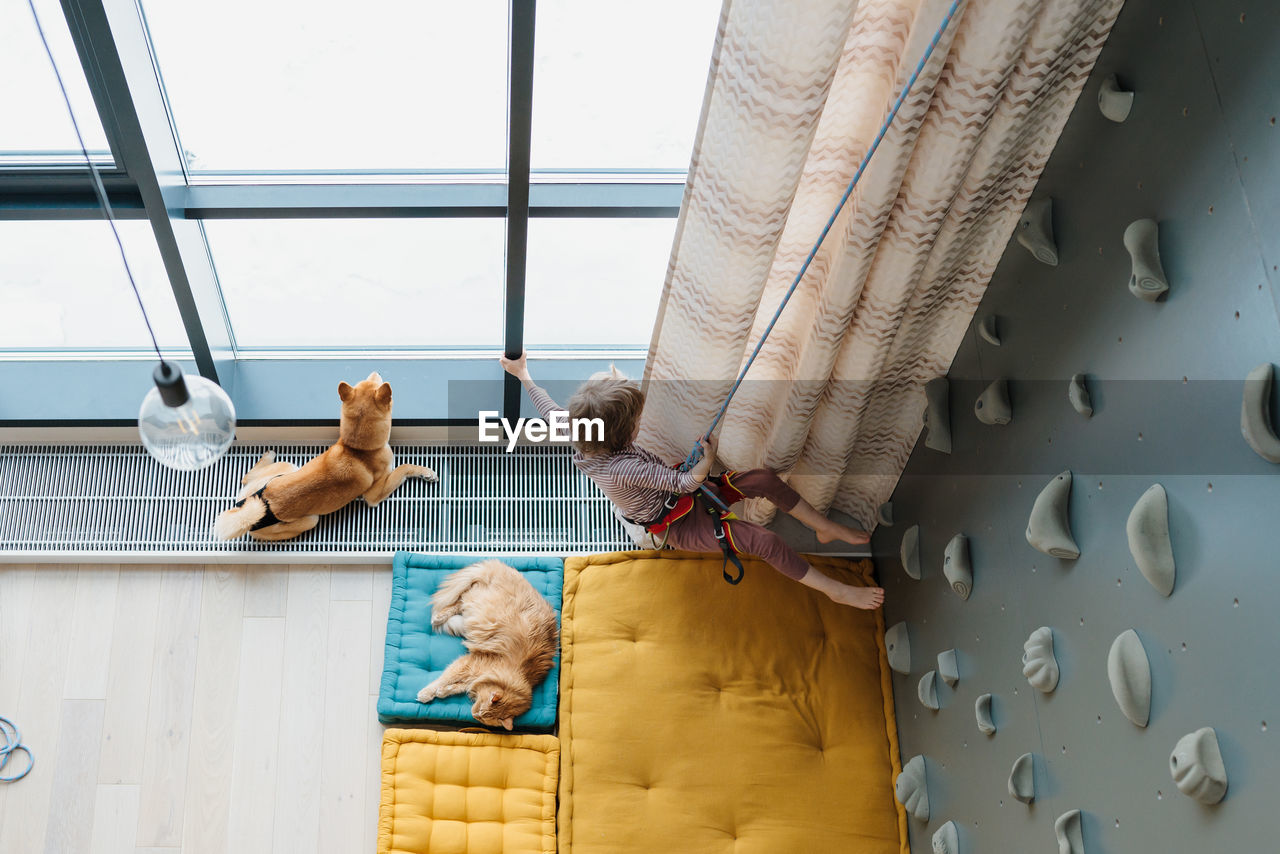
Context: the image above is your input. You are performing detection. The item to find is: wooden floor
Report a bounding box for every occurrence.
[0,563,394,854]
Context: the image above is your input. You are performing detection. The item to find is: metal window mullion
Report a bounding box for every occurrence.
[65,0,235,387]
[502,0,535,421]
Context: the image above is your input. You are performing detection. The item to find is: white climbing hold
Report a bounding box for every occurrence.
[1241,362,1280,463]
[900,524,921,580]
[1055,809,1084,854]
[937,649,959,687]
[895,755,930,821]
[924,377,952,454]
[932,820,959,854]
[1026,471,1079,559]
[978,315,1002,346]
[1170,727,1228,805]
[1098,73,1134,122]
[1126,484,1175,596]
[1022,626,1059,693]
[974,378,1012,425]
[975,693,995,735]
[943,533,972,600]
[918,671,940,710]
[886,622,911,675]
[1107,629,1151,727]
[1124,218,1168,302]
[1069,373,1093,418]
[1008,752,1035,803]
[877,501,894,527]
[1017,197,1059,266]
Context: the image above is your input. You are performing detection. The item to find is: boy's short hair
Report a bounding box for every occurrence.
[568,369,644,456]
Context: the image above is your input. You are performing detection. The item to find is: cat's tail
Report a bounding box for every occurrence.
[213,495,267,540]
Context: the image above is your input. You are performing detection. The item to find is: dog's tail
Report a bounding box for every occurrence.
[213,495,267,540]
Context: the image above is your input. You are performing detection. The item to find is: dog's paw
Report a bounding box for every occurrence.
[415,466,439,483]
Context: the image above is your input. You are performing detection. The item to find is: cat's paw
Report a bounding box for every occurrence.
[417,682,440,703]
[442,614,466,636]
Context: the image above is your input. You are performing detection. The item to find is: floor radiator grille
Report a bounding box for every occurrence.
[0,444,633,561]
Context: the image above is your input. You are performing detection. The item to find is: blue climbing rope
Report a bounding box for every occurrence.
[681,0,966,512]
[0,717,33,783]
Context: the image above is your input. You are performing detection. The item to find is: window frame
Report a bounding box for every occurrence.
[0,0,685,424]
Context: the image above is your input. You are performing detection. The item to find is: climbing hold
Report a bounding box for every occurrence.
[1241,362,1280,462]
[900,524,921,580]
[978,315,1002,346]
[924,377,952,454]
[918,671,940,710]
[1055,809,1084,854]
[886,622,912,675]
[1022,627,1059,693]
[895,755,930,821]
[1016,197,1059,266]
[877,501,894,527]
[1069,373,1093,418]
[975,693,995,735]
[1026,471,1079,559]
[943,534,972,600]
[1107,629,1151,727]
[932,820,959,854]
[1008,752,1035,803]
[938,649,959,687]
[1123,219,1168,302]
[1098,74,1134,122]
[975,379,1012,425]
[1126,484,1175,596]
[1170,727,1228,805]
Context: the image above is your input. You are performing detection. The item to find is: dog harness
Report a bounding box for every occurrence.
[630,471,748,585]
[232,483,281,531]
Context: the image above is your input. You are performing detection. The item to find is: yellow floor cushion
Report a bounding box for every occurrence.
[379,729,558,854]
[559,550,907,854]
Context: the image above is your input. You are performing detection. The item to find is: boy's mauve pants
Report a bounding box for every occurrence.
[664,468,810,580]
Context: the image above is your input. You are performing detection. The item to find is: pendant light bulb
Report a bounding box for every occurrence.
[138,362,236,471]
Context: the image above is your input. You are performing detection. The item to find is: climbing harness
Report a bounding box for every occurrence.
[0,717,33,783]
[677,0,967,524]
[632,472,750,585]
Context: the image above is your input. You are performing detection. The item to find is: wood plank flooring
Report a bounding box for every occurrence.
[0,564,391,854]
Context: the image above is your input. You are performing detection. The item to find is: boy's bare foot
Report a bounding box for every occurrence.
[817,523,871,547]
[828,585,885,610]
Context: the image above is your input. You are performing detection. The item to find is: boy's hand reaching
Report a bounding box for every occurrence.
[500,352,531,382]
[692,432,716,482]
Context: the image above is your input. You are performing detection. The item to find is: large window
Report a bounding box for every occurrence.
[1,0,110,160]
[0,0,720,421]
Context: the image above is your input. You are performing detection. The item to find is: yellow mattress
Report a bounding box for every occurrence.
[379,728,558,854]
[558,551,907,854]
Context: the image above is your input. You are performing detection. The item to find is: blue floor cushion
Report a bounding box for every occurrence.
[378,552,564,729]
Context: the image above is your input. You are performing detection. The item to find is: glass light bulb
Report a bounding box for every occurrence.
[138,369,236,471]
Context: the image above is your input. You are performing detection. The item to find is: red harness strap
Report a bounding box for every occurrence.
[643,471,747,584]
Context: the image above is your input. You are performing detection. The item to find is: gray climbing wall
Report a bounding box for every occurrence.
[875,1,1279,852]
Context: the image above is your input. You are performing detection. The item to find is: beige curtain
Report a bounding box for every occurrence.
[641,0,1124,527]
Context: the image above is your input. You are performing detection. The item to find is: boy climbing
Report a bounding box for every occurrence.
[501,353,884,610]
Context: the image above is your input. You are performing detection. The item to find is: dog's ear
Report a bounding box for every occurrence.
[338,381,354,402]
[376,383,392,406]
[501,717,514,731]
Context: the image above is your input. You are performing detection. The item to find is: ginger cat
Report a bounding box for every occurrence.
[417,560,558,730]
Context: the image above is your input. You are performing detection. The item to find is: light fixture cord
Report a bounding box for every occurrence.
[28,0,164,363]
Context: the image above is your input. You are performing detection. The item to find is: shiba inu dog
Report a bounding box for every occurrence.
[214,372,436,541]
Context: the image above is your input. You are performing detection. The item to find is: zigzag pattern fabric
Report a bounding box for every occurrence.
[641,0,1124,527]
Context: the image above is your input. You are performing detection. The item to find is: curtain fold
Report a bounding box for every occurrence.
[641,0,1124,527]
